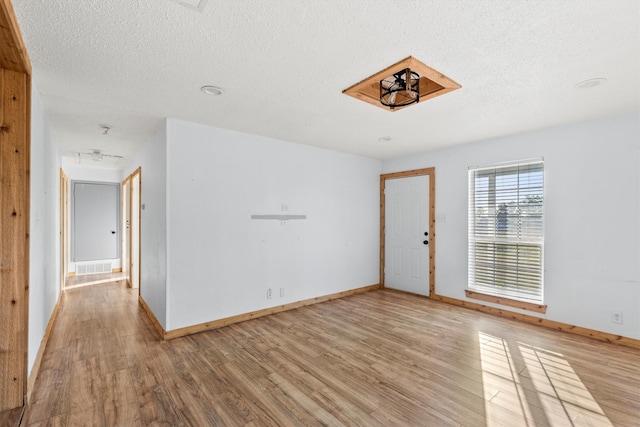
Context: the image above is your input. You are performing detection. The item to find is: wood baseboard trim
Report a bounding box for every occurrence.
[164,284,383,340]
[26,295,61,404]
[465,289,547,313]
[431,293,640,350]
[138,296,166,340]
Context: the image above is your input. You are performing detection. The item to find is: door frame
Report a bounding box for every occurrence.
[380,167,436,296]
[122,167,141,291]
[60,169,69,290]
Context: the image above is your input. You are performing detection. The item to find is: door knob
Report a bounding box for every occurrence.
[424,232,429,236]
[423,240,429,245]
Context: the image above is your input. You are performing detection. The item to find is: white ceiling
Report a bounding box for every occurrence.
[13,0,640,169]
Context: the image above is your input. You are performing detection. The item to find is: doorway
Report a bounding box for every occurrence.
[60,169,69,290]
[122,168,141,290]
[380,168,436,296]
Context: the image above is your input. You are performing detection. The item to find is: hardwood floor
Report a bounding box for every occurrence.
[22,281,640,426]
[64,272,127,289]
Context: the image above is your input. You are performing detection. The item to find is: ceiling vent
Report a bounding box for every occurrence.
[343,56,461,112]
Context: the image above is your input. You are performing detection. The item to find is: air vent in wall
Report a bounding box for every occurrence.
[76,262,112,276]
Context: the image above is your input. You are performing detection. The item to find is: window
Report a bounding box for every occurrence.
[468,160,544,306]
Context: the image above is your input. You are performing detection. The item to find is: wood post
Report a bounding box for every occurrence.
[0,67,30,411]
[0,0,32,411]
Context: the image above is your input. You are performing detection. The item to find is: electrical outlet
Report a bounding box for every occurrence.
[267,288,272,299]
[611,311,623,324]
[280,288,285,297]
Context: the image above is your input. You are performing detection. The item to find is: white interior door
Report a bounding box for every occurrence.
[73,182,119,262]
[384,175,430,295]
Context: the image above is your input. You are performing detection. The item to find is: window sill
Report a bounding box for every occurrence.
[465,290,547,313]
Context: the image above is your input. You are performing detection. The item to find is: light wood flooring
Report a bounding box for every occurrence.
[64,272,128,289]
[21,281,640,426]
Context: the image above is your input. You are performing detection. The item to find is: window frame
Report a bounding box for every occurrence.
[467,159,546,313]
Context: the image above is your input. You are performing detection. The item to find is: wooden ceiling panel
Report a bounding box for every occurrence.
[343,56,460,112]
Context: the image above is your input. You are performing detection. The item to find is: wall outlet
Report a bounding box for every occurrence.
[611,311,623,324]
[267,288,272,299]
[280,288,285,297]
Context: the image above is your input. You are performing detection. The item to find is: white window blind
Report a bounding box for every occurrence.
[468,160,544,303]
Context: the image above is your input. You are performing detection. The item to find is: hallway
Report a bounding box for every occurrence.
[21,281,640,426]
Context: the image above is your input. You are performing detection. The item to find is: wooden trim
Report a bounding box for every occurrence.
[67,272,76,278]
[138,295,166,340]
[432,293,640,350]
[26,296,61,404]
[0,68,31,411]
[342,56,460,112]
[122,167,141,292]
[60,169,69,290]
[465,289,547,313]
[0,0,32,74]
[379,175,385,283]
[164,284,383,340]
[111,268,122,273]
[380,168,436,297]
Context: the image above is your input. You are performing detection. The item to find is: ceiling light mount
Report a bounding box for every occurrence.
[576,78,607,89]
[201,85,224,96]
[380,68,420,110]
[91,149,103,161]
[343,56,461,112]
[98,124,111,135]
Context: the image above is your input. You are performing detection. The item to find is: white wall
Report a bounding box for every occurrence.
[164,120,381,330]
[61,160,122,183]
[383,112,640,339]
[28,84,61,374]
[122,122,168,328]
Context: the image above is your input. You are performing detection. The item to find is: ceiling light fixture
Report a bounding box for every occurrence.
[91,149,103,161]
[576,78,607,89]
[343,56,461,112]
[99,124,111,135]
[201,85,224,96]
[380,69,420,110]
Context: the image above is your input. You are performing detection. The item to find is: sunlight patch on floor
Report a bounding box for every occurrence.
[478,332,613,427]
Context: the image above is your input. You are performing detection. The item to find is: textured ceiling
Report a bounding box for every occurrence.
[13,0,640,169]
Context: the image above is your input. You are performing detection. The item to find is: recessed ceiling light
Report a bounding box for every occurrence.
[576,78,607,89]
[378,136,392,142]
[201,85,224,96]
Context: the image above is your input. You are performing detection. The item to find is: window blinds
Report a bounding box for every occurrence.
[468,161,544,302]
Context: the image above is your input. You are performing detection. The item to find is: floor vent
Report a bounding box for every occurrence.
[76,262,112,276]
